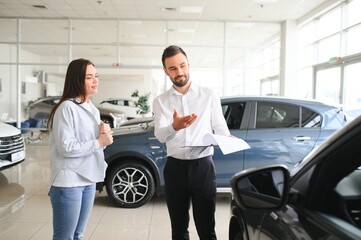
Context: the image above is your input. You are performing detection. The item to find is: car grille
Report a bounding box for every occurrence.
[0,134,25,161]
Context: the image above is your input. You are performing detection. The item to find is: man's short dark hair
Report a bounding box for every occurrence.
[162,45,188,67]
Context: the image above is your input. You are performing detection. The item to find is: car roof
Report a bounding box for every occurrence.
[102,98,134,101]
[31,96,61,104]
[221,95,340,109]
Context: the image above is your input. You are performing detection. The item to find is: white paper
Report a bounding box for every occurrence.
[185,133,251,155]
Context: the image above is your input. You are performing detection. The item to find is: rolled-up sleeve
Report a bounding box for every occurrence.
[211,92,231,136]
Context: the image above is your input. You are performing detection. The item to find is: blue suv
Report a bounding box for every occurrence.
[97,96,348,208]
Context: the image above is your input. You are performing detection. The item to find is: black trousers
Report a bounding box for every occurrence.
[164,156,217,240]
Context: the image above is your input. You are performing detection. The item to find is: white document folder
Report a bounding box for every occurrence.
[185,133,251,155]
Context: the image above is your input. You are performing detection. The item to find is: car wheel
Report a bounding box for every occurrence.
[101,116,114,128]
[105,161,155,208]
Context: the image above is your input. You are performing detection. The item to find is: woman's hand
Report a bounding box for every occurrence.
[98,121,113,147]
[99,121,111,134]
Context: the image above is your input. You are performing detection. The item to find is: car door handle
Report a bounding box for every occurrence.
[292,136,311,141]
[149,137,157,140]
[150,146,160,149]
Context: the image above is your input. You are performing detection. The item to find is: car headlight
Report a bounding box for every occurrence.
[111,113,127,128]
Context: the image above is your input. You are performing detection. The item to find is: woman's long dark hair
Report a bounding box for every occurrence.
[47,58,94,131]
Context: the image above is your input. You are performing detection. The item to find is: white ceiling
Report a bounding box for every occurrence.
[0,0,339,81]
[0,0,336,22]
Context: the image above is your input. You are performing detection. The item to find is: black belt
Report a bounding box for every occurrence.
[167,156,212,165]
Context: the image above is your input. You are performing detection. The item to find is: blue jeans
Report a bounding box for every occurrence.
[49,184,95,240]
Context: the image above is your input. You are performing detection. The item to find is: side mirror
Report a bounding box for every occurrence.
[231,165,290,209]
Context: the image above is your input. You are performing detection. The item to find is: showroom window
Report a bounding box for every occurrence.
[297,0,361,110]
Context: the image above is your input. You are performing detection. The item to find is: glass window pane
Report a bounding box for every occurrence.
[298,22,315,46]
[318,34,340,63]
[0,44,17,63]
[20,44,69,64]
[222,102,245,130]
[347,0,361,28]
[256,102,299,128]
[302,108,321,128]
[224,67,245,95]
[296,67,313,99]
[225,47,246,67]
[318,7,341,39]
[0,65,17,118]
[0,18,17,42]
[298,45,314,67]
[185,46,223,67]
[119,20,166,45]
[261,79,279,96]
[344,62,361,110]
[168,21,224,46]
[315,67,341,105]
[346,25,361,56]
[72,45,118,64]
[20,19,68,43]
[191,67,223,94]
[73,45,164,66]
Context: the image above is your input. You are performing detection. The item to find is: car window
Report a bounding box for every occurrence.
[44,99,59,106]
[255,102,322,129]
[115,100,126,106]
[334,166,361,229]
[256,102,299,128]
[302,107,321,128]
[222,102,245,129]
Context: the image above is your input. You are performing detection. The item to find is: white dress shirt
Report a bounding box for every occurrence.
[153,83,230,160]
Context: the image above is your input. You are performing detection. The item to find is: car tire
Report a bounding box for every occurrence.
[105,161,155,208]
[101,116,114,128]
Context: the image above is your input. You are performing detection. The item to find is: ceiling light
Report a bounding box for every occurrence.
[162,7,177,12]
[32,5,48,9]
[253,0,278,3]
[180,7,203,13]
[163,28,175,32]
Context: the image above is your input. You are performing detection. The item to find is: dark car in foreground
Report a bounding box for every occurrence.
[98,96,348,208]
[228,114,361,240]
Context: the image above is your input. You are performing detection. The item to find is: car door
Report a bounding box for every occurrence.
[244,100,321,170]
[213,100,249,187]
[257,125,361,240]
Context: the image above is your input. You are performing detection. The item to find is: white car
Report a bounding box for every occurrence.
[0,121,26,169]
[98,99,141,119]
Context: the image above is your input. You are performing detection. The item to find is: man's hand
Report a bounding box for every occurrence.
[172,109,198,131]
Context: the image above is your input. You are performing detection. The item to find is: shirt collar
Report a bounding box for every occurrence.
[170,82,197,96]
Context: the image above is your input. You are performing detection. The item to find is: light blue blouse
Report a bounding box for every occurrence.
[49,99,107,187]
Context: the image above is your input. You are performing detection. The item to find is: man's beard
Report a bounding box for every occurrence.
[171,74,189,87]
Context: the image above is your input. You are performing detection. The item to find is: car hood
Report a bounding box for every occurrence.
[112,121,154,136]
[0,121,21,137]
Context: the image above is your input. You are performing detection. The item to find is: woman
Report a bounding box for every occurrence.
[47,58,113,240]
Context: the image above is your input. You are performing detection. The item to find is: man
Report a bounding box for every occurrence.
[153,45,231,240]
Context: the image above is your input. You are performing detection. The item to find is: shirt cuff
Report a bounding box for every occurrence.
[93,139,102,150]
[168,124,177,134]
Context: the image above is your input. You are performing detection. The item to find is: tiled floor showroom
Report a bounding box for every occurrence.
[0,134,232,240]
